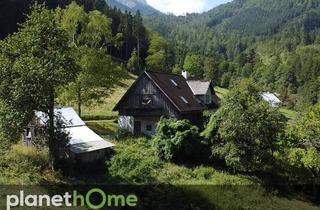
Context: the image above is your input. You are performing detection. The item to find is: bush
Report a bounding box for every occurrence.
[278,147,320,183]
[108,138,162,183]
[286,103,320,148]
[115,128,134,140]
[153,118,206,163]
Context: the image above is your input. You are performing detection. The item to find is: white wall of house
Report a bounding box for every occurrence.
[119,116,158,136]
[118,115,134,133]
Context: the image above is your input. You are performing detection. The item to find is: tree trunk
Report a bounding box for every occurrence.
[48,90,56,170]
[77,88,82,117]
[137,38,140,71]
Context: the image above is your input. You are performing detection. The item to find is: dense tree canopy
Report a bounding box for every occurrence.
[56,2,125,116]
[144,0,320,109]
[146,32,168,72]
[202,80,285,171]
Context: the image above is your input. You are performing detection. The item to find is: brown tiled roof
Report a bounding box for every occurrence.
[145,71,203,113]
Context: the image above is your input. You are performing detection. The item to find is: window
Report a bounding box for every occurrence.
[146,124,152,131]
[170,79,179,87]
[180,96,189,104]
[142,95,152,106]
[206,94,212,104]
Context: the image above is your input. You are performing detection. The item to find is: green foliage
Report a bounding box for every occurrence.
[56,2,125,116]
[0,4,77,116]
[286,103,320,148]
[58,2,112,47]
[0,5,77,166]
[0,144,61,184]
[277,147,320,183]
[108,138,161,183]
[203,57,218,81]
[146,32,168,72]
[0,100,25,139]
[127,48,140,72]
[153,118,204,162]
[183,54,203,78]
[203,80,285,171]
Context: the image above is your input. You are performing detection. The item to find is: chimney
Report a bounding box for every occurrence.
[182,70,189,80]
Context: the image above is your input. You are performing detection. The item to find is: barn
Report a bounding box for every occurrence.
[22,107,115,163]
[113,71,219,136]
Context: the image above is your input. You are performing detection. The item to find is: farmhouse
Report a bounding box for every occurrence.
[113,71,219,136]
[22,107,114,163]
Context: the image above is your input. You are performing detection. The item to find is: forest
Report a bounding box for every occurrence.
[0,0,320,209]
[144,0,320,110]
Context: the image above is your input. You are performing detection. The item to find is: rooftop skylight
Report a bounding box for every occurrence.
[170,79,179,87]
[180,96,189,104]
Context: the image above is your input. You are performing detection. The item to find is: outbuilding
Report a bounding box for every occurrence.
[22,107,115,164]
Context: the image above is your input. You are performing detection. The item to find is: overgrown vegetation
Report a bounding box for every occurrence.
[153,118,205,163]
[109,137,161,183]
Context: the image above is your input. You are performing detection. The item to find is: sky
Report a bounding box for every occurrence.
[146,0,232,16]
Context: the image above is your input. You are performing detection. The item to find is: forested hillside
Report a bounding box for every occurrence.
[0,0,151,64]
[144,0,320,110]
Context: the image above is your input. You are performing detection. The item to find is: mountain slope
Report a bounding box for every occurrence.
[204,0,320,36]
[106,0,161,14]
[144,0,320,109]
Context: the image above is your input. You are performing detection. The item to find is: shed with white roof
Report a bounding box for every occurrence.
[23,107,115,163]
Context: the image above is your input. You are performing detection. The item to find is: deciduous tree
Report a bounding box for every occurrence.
[0,5,78,168]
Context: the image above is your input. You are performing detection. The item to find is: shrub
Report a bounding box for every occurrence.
[153,118,206,163]
[280,147,320,182]
[108,138,162,183]
[285,103,320,148]
[115,128,133,140]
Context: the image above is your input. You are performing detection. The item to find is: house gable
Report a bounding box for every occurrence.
[113,73,181,118]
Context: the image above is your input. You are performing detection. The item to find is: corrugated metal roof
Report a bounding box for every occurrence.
[35,107,115,154]
[70,141,115,154]
[35,107,85,127]
[261,92,282,107]
[67,126,115,154]
[67,126,110,145]
[187,80,211,95]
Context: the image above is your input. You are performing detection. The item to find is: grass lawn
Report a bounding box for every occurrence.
[86,119,118,135]
[80,74,137,120]
[280,108,298,120]
[214,86,229,99]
